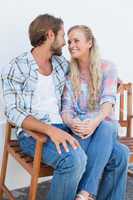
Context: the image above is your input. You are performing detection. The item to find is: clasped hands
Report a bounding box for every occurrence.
[70,117,99,139]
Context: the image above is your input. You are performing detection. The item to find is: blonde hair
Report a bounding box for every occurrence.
[68,25,102,111]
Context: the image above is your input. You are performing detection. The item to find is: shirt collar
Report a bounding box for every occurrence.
[26,51,39,70]
[27,50,58,71]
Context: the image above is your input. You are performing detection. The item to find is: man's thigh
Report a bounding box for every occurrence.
[18,123,80,168]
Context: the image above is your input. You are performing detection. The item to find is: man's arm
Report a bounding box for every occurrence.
[22,116,79,154]
[2,63,79,154]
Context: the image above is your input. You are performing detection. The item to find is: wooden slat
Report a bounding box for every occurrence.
[7,141,53,177]
[127,83,133,137]
[119,120,127,127]
[120,91,124,121]
[1,185,16,200]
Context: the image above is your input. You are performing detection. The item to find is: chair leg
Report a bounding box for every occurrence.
[0,148,9,199]
[28,141,43,200]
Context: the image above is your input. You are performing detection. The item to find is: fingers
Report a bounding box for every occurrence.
[55,142,69,154]
[62,141,69,152]
[55,136,79,154]
[73,128,82,133]
[69,138,80,149]
[55,143,62,154]
[62,138,79,152]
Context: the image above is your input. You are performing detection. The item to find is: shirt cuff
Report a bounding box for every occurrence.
[100,96,116,106]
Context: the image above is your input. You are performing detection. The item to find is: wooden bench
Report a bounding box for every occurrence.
[118,83,133,175]
[0,82,133,200]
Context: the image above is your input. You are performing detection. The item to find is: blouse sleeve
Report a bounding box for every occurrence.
[61,78,76,118]
[100,61,118,106]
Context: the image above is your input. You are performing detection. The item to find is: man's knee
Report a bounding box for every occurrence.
[57,147,87,176]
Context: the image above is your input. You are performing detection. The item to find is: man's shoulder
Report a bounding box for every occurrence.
[53,55,69,64]
[9,52,30,66]
[52,55,70,73]
[2,52,30,78]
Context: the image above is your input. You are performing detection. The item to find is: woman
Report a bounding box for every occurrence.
[61,25,128,200]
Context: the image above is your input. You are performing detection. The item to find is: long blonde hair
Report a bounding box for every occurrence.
[68,25,102,111]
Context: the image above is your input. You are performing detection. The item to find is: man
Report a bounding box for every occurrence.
[2,14,129,200]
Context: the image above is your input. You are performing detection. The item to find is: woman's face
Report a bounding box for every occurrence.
[68,29,92,59]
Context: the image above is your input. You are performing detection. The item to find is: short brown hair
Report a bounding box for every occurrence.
[29,14,63,47]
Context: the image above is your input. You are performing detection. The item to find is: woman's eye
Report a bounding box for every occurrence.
[68,40,71,45]
[67,39,79,45]
[74,39,79,43]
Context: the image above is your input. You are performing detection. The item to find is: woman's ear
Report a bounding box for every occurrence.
[88,40,93,48]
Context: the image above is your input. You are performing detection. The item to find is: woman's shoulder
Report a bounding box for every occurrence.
[100,59,117,73]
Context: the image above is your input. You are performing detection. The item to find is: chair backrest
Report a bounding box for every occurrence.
[117,83,133,137]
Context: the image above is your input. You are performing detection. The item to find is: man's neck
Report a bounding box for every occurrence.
[32,46,53,75]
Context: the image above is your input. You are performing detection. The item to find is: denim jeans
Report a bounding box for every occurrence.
[18,124,87,200]
[73,121,129,200]
[18,122,129,200]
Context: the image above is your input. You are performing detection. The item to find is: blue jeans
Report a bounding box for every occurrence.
[73,121,129,200]
[18,124,87,200]
[18,122,128,200]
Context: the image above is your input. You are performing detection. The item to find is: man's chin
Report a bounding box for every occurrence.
[52,49,62,56]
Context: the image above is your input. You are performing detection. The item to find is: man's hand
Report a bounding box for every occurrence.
[22,116,80,154]
[49,126,80,154]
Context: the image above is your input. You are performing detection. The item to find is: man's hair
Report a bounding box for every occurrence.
[29,14,63,47]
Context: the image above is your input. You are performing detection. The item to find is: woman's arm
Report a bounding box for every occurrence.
[61,79,77,127]
[72,61,118,137]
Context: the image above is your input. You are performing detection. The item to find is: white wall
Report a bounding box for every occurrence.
[0,0,133,189]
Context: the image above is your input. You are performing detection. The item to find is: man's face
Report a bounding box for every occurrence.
[51,25,66,56]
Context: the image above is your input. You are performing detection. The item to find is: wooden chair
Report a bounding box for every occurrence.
[0,125,53,200]
[0,82,133,200]
[118,83,133,176]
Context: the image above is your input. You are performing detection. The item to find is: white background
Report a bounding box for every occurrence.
[0,0,133,189]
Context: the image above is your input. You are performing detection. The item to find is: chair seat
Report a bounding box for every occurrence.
[8,140,53,177]
[120,137,133,151]
[119,137,133,163]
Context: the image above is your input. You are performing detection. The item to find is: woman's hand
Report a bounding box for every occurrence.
[70,116,103,138]
[67,118,85,138]
[73,119,99,138]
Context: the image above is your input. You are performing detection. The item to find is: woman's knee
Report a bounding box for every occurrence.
[114,142,129,168]
[97,120,118,139]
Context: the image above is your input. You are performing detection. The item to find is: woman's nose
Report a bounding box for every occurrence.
[69,41,75,49]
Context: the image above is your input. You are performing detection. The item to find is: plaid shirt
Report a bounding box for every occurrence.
[2,51,69,135]
[61,60,118,122]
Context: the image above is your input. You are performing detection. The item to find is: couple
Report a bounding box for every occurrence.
[2,14,129,200]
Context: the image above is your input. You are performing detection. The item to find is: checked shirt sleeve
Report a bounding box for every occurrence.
[1,63,30,127]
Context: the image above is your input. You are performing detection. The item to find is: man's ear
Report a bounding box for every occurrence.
[47,30,55,42]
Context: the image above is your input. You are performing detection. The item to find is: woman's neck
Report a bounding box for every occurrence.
[77,56,91,72]
[77,57,92,82]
